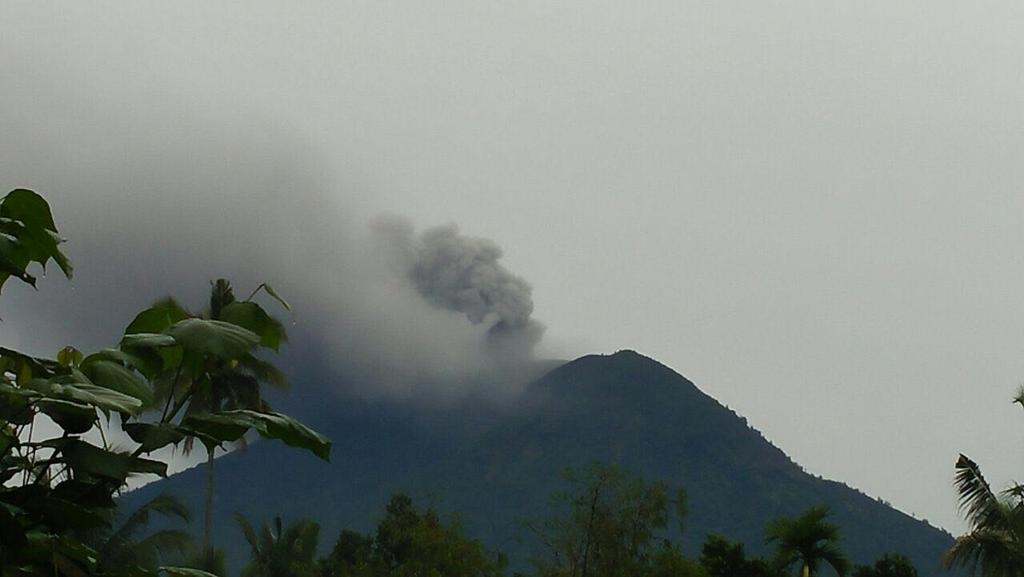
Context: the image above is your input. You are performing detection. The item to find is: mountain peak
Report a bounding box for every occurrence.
[127,349,955,576]
[532,349,702,405]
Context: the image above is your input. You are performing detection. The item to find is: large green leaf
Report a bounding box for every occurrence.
[220,301,287,351]
[0,189,72,281]
[79,358,154,407]
[118,335,183,376]
[0,234,34,289]
[0,428,15,457]
[166,318,260,360]
[1,189,56,232]
[51,479,117,511]
[0,381,37,424]
[12,530,100,577]
[0,346,62,379]
[183,410,330,460]
[84,348,162,380]
[0,503,27,553]
[121,333,178,349]
[33,495,110,531]
[61,439,167,481]
[36,398,96,434]
[26,379,144,415]
[160,567,221,577]
[123,423,187,453]
[125,299,190,335]
[178,414,248,448]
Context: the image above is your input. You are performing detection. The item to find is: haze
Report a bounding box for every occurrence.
[3,1,1024,535]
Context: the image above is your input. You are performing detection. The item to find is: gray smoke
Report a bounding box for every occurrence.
[0,5,557,404]
[0,105,545,405]
[372,217,545,360]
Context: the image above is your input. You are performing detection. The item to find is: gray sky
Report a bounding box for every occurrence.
[4,1,1024,534]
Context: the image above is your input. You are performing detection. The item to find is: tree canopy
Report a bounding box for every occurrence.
[0,188,330,577]
[318,494,507,577]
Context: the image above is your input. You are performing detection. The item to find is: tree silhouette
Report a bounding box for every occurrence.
[766,506,848,577]
[82,494,193,572]
[944,452,1024,576]
[236,514,320,577]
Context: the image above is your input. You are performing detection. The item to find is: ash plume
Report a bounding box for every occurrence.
[371,218,545,360]
[0,109,547,402]
[0,24,550,403]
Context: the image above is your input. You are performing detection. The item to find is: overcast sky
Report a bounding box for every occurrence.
[4,1,1024,534]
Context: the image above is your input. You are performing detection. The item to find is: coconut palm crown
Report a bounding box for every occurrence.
[766,506,849,577]
[944,386,1024,577]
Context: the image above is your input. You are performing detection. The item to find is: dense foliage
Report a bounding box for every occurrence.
[123,349,951,575]
[0,189,330,577]
[318,494,506,577]
[699,535,779,577]
[766,506,849,577]
[851,554,918,577]
[236,516,320,577]
[529,463,700,577]
[0,189,937,577]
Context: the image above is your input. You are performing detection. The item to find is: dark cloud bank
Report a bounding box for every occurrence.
[0,100,546,403]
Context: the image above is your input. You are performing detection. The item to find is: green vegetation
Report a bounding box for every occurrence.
[0,188,329,577]
[766,507,849,577]
[234,473,916,577]
[943,388,1024,576]
[236,516,319,577]
[0,189,942,577]
[699,535,778,577]
[851,554,918,577]
[82,494,194,572]
[318,494,506,577]
[141,278,292,547]
[528,463,700,577]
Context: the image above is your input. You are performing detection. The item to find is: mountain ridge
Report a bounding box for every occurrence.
[126,349,955,576]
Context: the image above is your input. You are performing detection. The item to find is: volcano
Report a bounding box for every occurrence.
[125,350,954,576]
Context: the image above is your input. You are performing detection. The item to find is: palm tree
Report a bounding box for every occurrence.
[235,514,320,577]
[185,546,227,577]
[766,506,849,577]
[943,387,1024,577]
[943,453,1024,576]
[82,494,194,573]
[159,279,289,548]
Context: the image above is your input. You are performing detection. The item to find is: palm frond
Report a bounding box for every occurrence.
[235,513,261,554]
[238,355,288,390]
[281,520,320,562]
[955,454,1014,532]
[132,529,195,567]
[819,542,850,576]
[944,529,1024,577]
[186,546,226,577]
[766,506,845,576]
[102,494,192,564]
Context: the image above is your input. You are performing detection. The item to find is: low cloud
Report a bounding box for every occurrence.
[1,100,545,404]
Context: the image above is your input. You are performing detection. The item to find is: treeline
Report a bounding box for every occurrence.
[110,463,918,577]
[0,189,329,577]
[0,189,1007,577]
[0,189,921,577]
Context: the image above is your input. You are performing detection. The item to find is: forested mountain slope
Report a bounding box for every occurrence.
[126,350,954,575]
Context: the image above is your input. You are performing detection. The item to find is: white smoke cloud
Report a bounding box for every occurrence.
[0,23,552,404]
[0,108,546,404]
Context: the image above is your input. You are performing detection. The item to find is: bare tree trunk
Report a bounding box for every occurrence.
[802,562,810,577]
[579,479,604,577]
[203,447,215,548]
